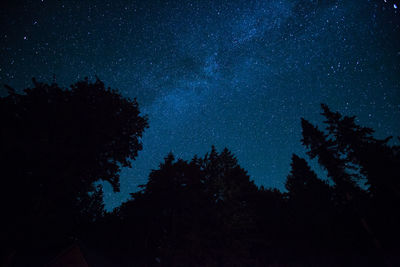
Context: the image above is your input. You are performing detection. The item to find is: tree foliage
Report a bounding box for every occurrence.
[0,78,148,264]
[2,82,399,267]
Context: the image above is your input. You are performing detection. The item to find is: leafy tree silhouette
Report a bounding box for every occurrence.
[0,78,148,265]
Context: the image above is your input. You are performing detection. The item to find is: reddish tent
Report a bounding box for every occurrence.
[47,244,89,267]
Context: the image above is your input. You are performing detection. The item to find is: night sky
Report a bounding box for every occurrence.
[1,0,399,210]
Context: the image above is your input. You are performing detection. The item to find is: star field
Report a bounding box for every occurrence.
[1,0,399,210]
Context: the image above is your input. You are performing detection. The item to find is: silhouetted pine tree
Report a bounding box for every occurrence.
[300,104,400,264]
[301,117,360,203]
[284,154,337,261]
[319,104,400,250]
[320,104,400,201]
[285,154,332,203]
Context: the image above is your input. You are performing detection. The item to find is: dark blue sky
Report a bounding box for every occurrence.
[1,0,399,210]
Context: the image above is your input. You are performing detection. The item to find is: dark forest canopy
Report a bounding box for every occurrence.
[1,78,399,266]
[0,78,148,265]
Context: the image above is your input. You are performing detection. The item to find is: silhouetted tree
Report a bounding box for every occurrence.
[0,77,148,264]
[319,104,400,251]
[285,154,332,203]
[198,146,259,266]
[244,186,289,265]
[320,104,400,201]
[301,117,361,202]
[72,104,400,266]
[300,104,400,264]
[90,147,260,266]
[24,101,397,266]
[284,154,338,261]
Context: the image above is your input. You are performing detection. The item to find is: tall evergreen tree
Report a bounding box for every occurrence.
[285,154,332,202]
[300,104,400,262]
[319,104,400,250]
[320,104,400,201]
[301,117,360,202]
[285,154,334,256]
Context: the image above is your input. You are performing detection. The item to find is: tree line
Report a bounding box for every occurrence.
[1,79,399,266]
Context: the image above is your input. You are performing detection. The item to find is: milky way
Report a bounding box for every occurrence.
[1,0,399,209]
